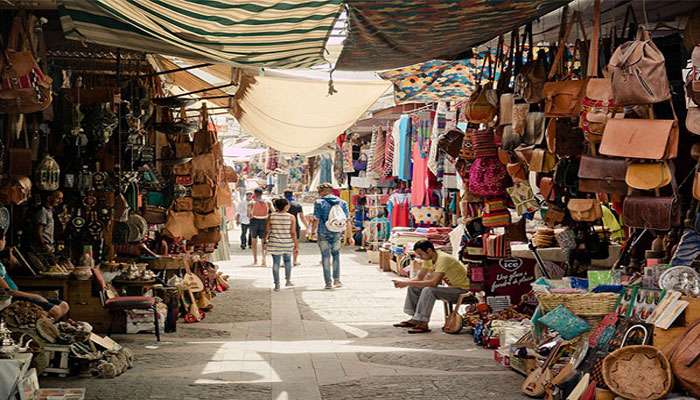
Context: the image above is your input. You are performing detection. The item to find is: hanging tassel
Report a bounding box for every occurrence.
[328,67,338,96]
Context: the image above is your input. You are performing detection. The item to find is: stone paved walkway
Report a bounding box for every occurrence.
[43,240,527,399]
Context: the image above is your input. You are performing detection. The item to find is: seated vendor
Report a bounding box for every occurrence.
[30,191,63,267]
[392,240,469,334]
[353,196,368,251]
[0,231,69,319]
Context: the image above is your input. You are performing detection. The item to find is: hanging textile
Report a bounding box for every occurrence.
[366,129,378,177]
[411,116,432,207]
[388,192,410,228]
[384,125,395,178]
[59,0,343,68]
[428,102,447,175]
[371,127,387,177]
[380,59,476,104]
[397,115,412,181]
[391,119,402,177]
[342,141,355,173]
[337,0,567,71]
[319,154,333,184]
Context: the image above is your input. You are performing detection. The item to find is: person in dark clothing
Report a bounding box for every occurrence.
[284,190,305,266]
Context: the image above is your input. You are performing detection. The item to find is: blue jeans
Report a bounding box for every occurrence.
[318,233,341,285]
[271,253,292,285]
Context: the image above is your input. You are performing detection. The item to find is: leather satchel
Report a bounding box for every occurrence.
[664,320,700,398]
[172,161,192,176]
[195,209,221,230]
[511,103,529,135]
[529,148,556,173]
[580,78,621,142]
[192,174,215,199]
[687,106,700,135]
[578,156,628,195]
[539,177,556,202]
[192,152,218,179]
[623,196,680,230]
[546,118,585,157]
[143,205,167,225]
[515,50,548,104]
[524,111,546,145]
[544,203,566,228]
[465,84,498,123]
[193,196,217,214]
[164,210,198,240]
[173,197,193,212]
[193,105,218,155]
[507,161,528,182]
[609,27,671,105]
[191,227,222,245]
[499,93,514,125]
[599,118,678,160]
[437,129,465,159]
[567,199,603,222]
[543,80,588,118]
[0,16,53,114]
[625,162,672,190]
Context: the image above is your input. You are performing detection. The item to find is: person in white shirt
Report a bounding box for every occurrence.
[236,191,253,250]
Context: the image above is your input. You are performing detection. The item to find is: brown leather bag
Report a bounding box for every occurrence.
[546,118,585,157]
[514,24,548,104]
[544,203,566,228]
[0,176,31,205]
[664,320,700,397]
[173,197,193,212]
[437,129,465,159]
[191,227,222,245]
[622,196,680,230]
[609,27,671,105]
[193,196,217,214]
[163,210,198,240]
[194,209,221,230]
[191,152,218,180]
[567,199,603,222]
[142,205,167,224]
[442,294,472,334]
[687,106,700,135]
[0,16,53,114]
[581,78,621,141]
[539,177,556,202]
[543,12,587,117]
[507,161,527,182]
[625,162,672,190]
[174,135,193,159]
[172,161,192,176]
[578,156,628,195]
[529,148,556,173]
[524,111,546,145]
[192,174,215,199]
[193,104,218,155]
[465,54,498,123]
[499,93,514,125]
[599,118,678,160]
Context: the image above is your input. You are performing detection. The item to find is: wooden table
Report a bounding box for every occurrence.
[11,275,70,299]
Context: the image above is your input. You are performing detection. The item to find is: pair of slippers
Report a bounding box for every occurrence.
[392,320,431,334]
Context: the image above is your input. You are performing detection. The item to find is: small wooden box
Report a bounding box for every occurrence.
[379,250,392,272]
[653,296,700,349]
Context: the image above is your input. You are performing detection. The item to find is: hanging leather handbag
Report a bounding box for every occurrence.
[543,203,566,228]
[223,166,238,183]
[0,16,53,114]
[499,93,514,126]
[567,199,603,222]
[539,177,556,202]
[578,156,628,194]
[173,197,193,212]
[664,320,700,398]
[174,134,193,159]
[437,129,465,159]
[599,118,678,160]
[192,152,218,179]
[172,161,192,176]
[543,12,588,117]
[459,130,476,161]
[511,103,529,135]
[193,104,218,155]
[191,227,222,245]
[625,162,672,190]
[216,181,233,208]
[687,106,700,135]
[163,210,198,240]
[623,196,680,230]
[609,27,671,105]
[194,209,221,230]
[191,173,215,199]
[581,78,621,142]
[685,49,700,106]
[515,43,548,104]
[529,148,556,173]
[465,54,498,123]
[506,161,528,182]
[193,196,217,214]
[524,111,546,145]
[546,118,585,157]
[0,176,31,205]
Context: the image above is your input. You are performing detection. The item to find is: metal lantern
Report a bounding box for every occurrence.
[36,155,60,191]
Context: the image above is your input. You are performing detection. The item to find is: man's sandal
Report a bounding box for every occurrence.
[392,320,418,328]
[407,326,431,334]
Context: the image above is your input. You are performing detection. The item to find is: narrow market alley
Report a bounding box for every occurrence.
[43,239,526,400]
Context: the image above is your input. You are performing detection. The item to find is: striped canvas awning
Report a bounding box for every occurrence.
[59,0,342,69]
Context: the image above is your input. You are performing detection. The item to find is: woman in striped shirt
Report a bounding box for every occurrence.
[264,198,298,291]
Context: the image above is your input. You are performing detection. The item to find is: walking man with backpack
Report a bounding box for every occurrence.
[314,183,349,289]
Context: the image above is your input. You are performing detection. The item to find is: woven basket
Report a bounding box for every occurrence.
[536,292,618,316]
[602,345,672,400]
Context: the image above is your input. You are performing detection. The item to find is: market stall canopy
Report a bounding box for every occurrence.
[235,72,391,153]
[58,0,343,68]
[379,58,476,104]
[336,0,569,71]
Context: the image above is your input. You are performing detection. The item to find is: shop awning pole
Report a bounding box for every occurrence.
[144,63,214,77]
[163,83,236,100]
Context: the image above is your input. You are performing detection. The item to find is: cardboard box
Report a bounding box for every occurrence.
[366,250,380,264]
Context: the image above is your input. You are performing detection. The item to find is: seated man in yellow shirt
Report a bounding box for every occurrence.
[392,240,470,334]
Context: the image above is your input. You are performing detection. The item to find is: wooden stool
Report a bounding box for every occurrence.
[441,292,477,318]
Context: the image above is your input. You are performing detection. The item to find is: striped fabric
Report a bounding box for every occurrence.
[59,0,343,69]
[267,212,294,255]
